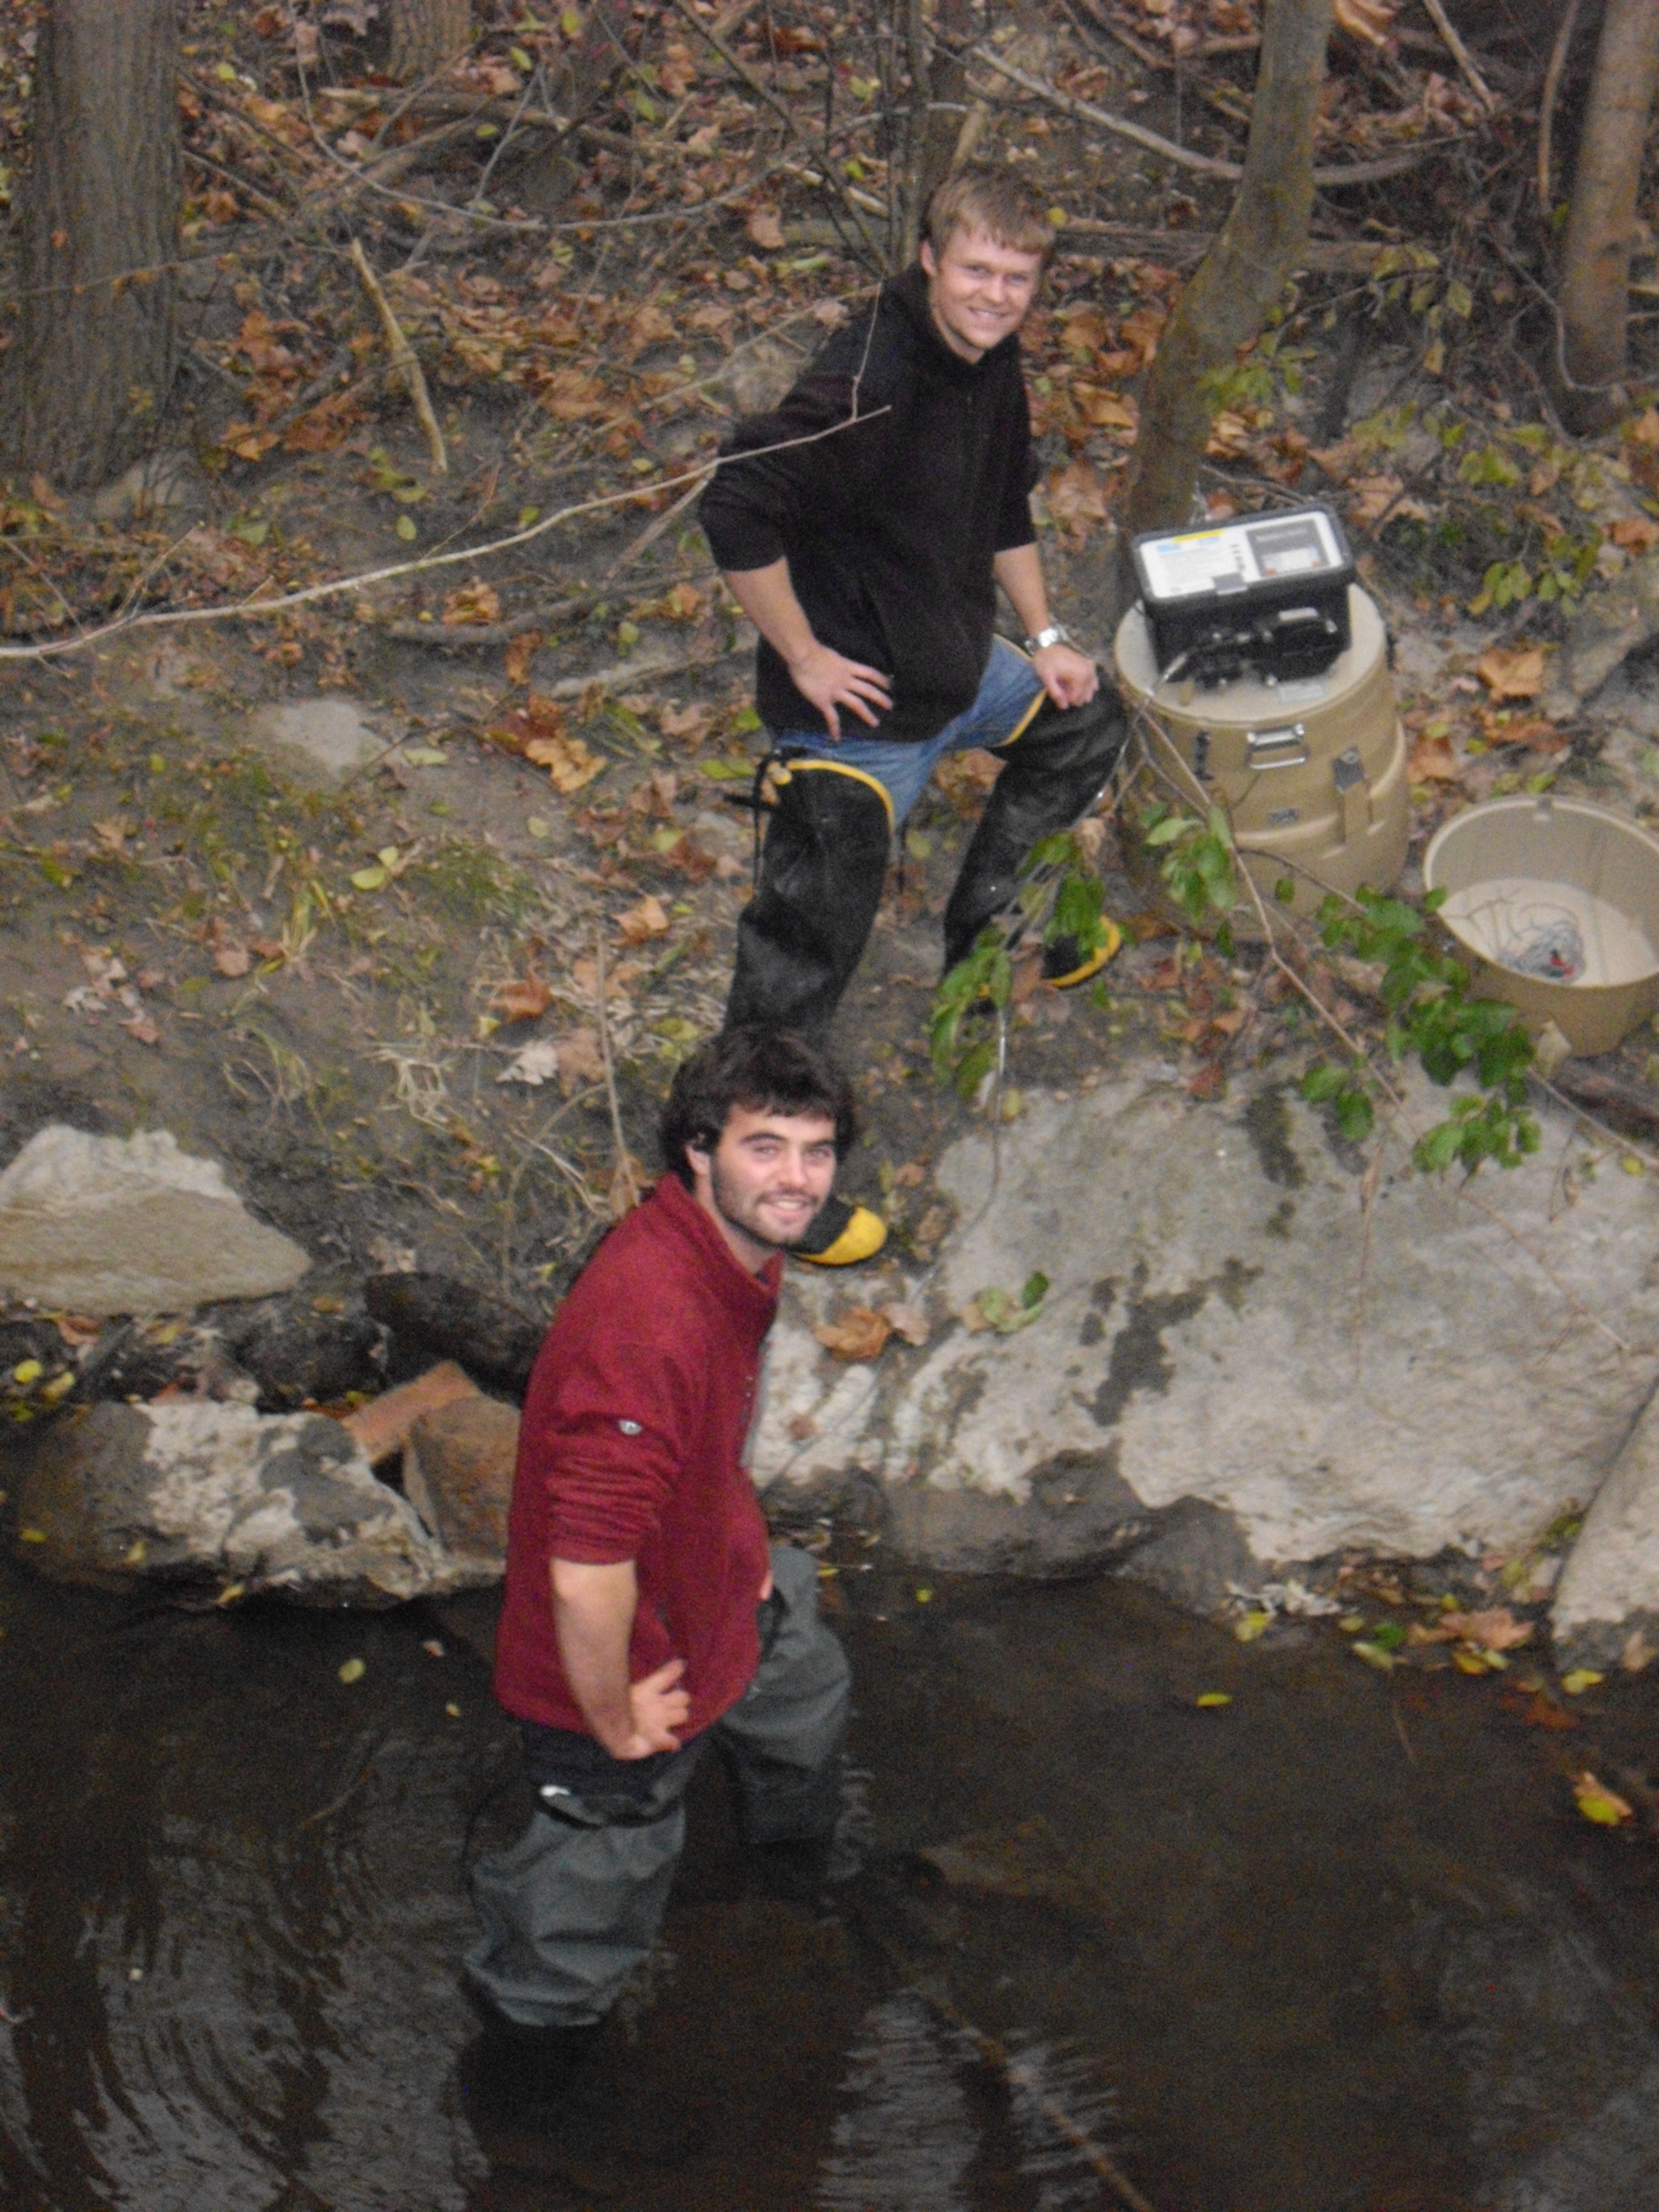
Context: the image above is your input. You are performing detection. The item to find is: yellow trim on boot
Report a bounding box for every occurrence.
[780,758,896,833]
[991,681,1048,752]
[796,1203,889,1267]
[1044,917,1123,991]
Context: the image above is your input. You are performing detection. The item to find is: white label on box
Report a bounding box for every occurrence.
[1274,677,1330,707]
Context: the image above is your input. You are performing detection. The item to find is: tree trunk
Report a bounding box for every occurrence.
[1556,0,1659,434]
[1115,0,1334,606]
[386,0,473,82]
[1,0,181,493]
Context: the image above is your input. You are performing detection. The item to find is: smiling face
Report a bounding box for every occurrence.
[919,223,1047,363]
[687,1103,840,1271]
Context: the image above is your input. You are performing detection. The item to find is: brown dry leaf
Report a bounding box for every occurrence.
[1627,408,1659,450]
[786,1413,818,1442]
[494,974,554,1022]
[213,943,253,978]
[881,1303,931,1348]
[1441,1606,1534,1651]
[625,302,676,356]
[1611,516,1659,553]
[120,1013,161,1047]
[1334,0,1397,43]
[1074,385,1137,432]
[1347,473,1404,526]
[618,894,671,944]
[893,1161,928,1188]
[1045,460,1110,535]
[442,581,501,628]
[1119,305,1166,364]
[744,204,786,251]
[528,732,607,794]
[1408,734,1461,783]
[248,935,286,962]
[503,631,543,687]
[814,1306,895,1363]
[1477,645,1548,700]
[1205,411,1256,460]
[659,700,713,745]
[538,368,610,421]
[54,1312,102,1348]
[658,581,705,622]
[936,748,1002,813]
[555,1028,606,1090]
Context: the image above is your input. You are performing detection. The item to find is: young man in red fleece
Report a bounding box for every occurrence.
[465,1026,855,2105]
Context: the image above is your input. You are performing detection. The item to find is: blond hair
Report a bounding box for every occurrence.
[924,162,1056,264]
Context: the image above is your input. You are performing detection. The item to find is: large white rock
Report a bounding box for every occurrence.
[16,1397,496,1605]
[1550,1387,1659,1663]
[0,1125,310,1314]
[753,1074,1659,1595]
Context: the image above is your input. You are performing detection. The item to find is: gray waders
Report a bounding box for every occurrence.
[465,1541,851,2029]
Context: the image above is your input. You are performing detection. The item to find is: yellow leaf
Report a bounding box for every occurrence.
[338,1656,366,1683]
[351,864,389,891]
[1195,1691,1232,1707]
[1334,0,1397,44]
[1572,1770,1633,1826]
[915,1587,933,1604]
[1451,1646,1491,1675]
[1353,1640,1396,1671]
[1561,1667,1604,1695]
[19,1527,48,1543]
[1234,1610,1272,1642]
[12,1360,43,1386]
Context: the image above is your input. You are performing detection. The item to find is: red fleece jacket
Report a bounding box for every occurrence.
[493,1172,780,1739]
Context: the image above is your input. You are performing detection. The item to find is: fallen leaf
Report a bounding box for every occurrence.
[1045,459,1110,535]
[1334,0,1397,43]
[1572,1771,1633,1826]
[1347,473,1404,526]
[1074,384,1138,432]
[1500,1688,1578,1730]
[1561,1666,1604,1696]
[54,1312,101,1348]
[213,943,252,977]
[881,1303,931,1348]
[1627,408,1659,449]
[1621,1627,1657,1673]
[498,1039,559,1086]
[503,630,542,686]
[814,1306,895,1362]
[554,1029,606,1089]
[1195,1691,1232,1707]
[1352,1639,1397,1671]
[1234,1610,1272,1642]
[659,700,713,746]
[528,731,607,794]
[338,1657,366,1684]
[1611,516,1659,553]
[786,1413,818,1441]
[493,974,553,1022]
[1451,1647,1492,1675]
[1477,644,1548,700]
[744,204,785,251]
[442,581,500,627]
[1408,734,1461,783]
[1441,1606,1533,1651]
[893,1161,927,1188]
[617,893,671,943]
[120,1014,161,1047]
[91,817,131,851]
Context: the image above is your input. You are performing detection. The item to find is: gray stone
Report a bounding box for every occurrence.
[1544,547,1659,718]
[752,1073,1659,1592]
[0,1125,311,1316]
[1550,1385,1659,1665]
[14,1398,496,1605]
[252,698,385,784]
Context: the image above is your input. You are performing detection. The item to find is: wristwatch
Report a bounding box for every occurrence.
[1024,623,1073,654]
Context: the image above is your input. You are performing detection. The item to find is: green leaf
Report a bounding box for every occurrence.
[701,757,753,781]
[351,864,389,891]
[1333,1087,1375,1143]
[1021,1271,1050,1310]
[1275,878,1296,904]
[395,515,418,541]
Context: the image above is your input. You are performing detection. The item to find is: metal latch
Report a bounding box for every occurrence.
[1246,722,1307,770]
[1332,745,1371,846]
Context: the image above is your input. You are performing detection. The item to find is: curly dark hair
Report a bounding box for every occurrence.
[659,1027,858,1187]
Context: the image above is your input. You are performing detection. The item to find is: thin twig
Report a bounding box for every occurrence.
[958,38,1475,186]
[1416,0,1496,114]
[598,472,713,584]
[1537,0,1582,212]
[300,1736,384,1829]
[348,236,447,474]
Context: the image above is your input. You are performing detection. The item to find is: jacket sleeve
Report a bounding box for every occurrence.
[528,1336,696,1564]
[698,309,897,572]
[992,361,1040,555]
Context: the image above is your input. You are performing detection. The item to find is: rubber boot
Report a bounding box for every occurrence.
[942,684,1130,982]
[724,762,893,1266]
[724,761,893,1044]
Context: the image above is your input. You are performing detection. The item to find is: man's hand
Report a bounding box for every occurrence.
[786,640,893,741]
[1032,640,1099,711]
[610,1656,691,1761]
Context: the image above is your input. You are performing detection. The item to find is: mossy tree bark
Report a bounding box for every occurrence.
[1115,0,1334,607]
[1,0,181,493]
[1556,0,1659,434]
[387,0,473,82]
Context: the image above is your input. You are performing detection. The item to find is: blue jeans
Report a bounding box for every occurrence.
[770,637,1045,828]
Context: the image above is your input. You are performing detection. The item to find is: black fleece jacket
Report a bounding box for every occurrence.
[698,263,1039,745]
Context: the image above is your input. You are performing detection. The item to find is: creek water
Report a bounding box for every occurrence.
[6,1549,1659,2212]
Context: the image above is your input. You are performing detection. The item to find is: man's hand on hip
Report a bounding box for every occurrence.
[1032,641,1099,711]
[787,640,893,741]
[608,1657,691,1760]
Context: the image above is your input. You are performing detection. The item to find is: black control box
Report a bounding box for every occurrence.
[1130,506,1355,685]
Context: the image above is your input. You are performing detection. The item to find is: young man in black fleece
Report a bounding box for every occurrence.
[699,163,1127,1265]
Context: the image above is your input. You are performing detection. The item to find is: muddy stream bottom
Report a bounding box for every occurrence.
[6,1552,1659,2212]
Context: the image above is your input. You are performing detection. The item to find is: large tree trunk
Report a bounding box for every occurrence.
[1556,0,1659,434]
[387,0,473,82]
[1115,0,1334,604]
[2,0,181,493]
